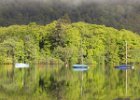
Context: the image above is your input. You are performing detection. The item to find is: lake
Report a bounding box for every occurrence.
[0,64,140,100]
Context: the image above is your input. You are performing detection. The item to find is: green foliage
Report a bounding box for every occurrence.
[0,21,140,99]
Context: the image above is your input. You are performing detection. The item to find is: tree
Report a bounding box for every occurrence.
[48,15,71,50]
[0,38,24,81]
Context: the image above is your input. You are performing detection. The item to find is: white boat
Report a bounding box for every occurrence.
[15,63,29,68]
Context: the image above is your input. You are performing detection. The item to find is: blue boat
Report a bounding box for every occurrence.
[115,65,134,70]
[73,64,88,71]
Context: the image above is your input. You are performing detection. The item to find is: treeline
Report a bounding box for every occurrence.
[0,16,139,66]
[0,19,140,99]
[0,18,140,65]
[0,0,140,33]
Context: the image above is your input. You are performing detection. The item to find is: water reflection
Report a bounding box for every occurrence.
[0,64,140,99]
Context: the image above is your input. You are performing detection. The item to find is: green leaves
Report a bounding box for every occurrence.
[0,21,140,99]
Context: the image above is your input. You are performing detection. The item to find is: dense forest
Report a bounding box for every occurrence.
[0,0,139,33]
[0,0,140,99]
[0,17,140,99]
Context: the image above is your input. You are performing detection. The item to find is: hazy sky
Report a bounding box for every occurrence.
[0,0,139,6]
[1,0,139,3]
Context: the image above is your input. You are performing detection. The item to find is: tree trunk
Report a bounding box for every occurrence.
[12,47,15,82]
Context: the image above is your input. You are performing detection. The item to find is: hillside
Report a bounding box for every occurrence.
[0,0,139,33]
[0,20,140,99]
[0,19,140,65]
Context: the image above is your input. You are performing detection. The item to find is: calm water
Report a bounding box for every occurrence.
[0,64,140,100]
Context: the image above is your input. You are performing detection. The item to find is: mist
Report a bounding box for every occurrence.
[0,0,139,33]
[0,0,140,5]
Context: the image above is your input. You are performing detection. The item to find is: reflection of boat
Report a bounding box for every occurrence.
[15,63,29,68]
[115,65,134,70]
